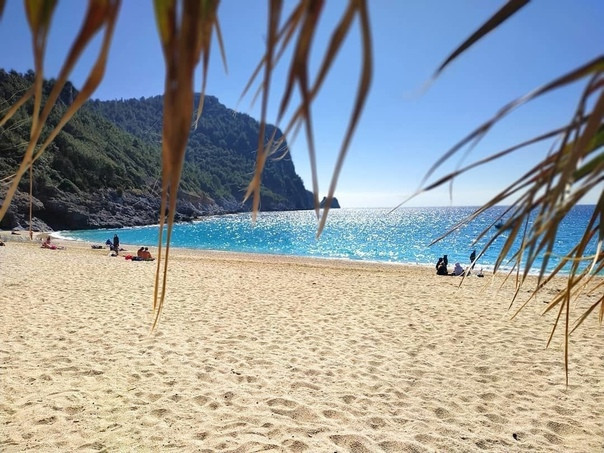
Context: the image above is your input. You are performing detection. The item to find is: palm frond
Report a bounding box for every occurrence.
[425,81,602,382]
[0,86,34,128]
[243,0,372,230]
[410,0,604,382]
[242,0,283,220]
[151,0,221,328]
[432,0,529,79]
[0,0,120,224]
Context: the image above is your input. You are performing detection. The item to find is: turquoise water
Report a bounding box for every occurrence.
[59,206,598,273]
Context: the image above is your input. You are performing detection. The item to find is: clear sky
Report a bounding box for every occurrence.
[1,1,602,208]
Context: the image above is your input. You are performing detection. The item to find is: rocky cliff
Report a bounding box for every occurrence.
[0,70,313,231]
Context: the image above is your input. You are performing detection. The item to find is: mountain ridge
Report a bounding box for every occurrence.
[0,69,317,231]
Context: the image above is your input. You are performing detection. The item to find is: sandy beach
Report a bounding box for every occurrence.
[1,235,602,452]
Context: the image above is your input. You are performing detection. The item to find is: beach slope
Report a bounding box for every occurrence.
[1,239,602,451]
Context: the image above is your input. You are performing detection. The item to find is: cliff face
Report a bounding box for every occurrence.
[0,70,313,231]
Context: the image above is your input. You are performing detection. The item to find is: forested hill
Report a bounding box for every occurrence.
[87,94,313,213]
[0,69,313,231]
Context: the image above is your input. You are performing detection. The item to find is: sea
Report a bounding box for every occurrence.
[58,205,599,275]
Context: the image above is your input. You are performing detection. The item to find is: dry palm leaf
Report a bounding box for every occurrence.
[151,0,223,329]
[407,0,603,383]
[431,0,529,80]
[242,0,372,236]
[0,0,120,237]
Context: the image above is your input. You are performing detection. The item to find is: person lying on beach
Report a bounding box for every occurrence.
[41,237,64,250]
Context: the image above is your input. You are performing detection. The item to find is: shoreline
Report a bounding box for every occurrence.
[0,229,581,277]
[2,230,444,274]
[1,234,602,451]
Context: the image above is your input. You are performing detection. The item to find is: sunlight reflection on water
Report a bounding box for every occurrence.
[60,206,597,274]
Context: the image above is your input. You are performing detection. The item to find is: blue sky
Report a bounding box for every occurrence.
[1,1,602,207]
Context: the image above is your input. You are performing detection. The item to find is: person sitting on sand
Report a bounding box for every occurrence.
[141,247,154,260]
[137,247,145,258]
[41,236,64,250]
[435,257,442,271]
[436,257,448,275]
[453,262,465,276]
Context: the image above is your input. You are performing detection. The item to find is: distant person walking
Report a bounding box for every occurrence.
[113,234,120,255]
[470,249,476,269]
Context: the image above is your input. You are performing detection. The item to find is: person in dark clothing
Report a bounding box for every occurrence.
[470,249,477,269]
[436,257,448,275]
[113,234,120,255]
[436,257,443,271]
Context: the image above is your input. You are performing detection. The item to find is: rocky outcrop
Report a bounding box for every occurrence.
[0,188,243,231]
[320,196,341,209]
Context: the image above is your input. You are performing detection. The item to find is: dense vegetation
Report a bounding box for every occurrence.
[0,70,312,230]
[88,94,312,210]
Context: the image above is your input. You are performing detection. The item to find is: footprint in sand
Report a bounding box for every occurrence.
[192,395,209,406]
[149,408,170,418]
[479,392,497,402]
[329,434,373,453]
[434,407,454,420]
[290,381,320,391]
[193,432,208,440]
[484,413,506,424]
[379,440,425,453]
[267,398,318,422]
[146,393,163,403]
[546,420,580,435]
[552,405,575,416]
[543,431,563,445]
[322,409,349,421]
[366,416,387,429]
[222,391,235,406]
[340,394,357,405]
[267,398,297,409]
[64,406,84,415]
[281,439,310,451]
[77,442,106,450]
[36,416,57,425]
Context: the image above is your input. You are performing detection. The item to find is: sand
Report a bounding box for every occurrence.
[0,235,602,452]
